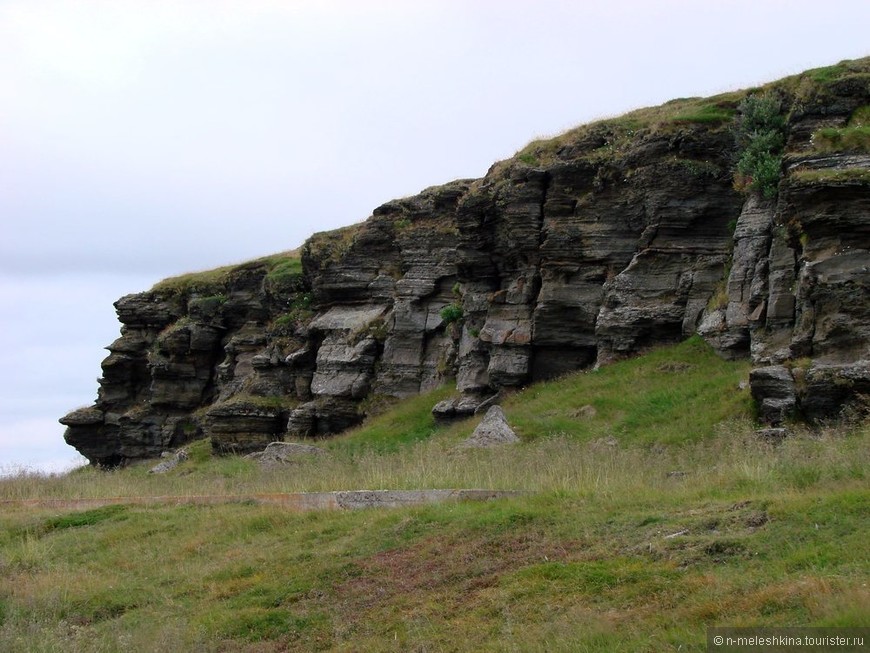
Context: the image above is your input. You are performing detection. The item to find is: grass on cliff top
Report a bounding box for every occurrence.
[0,337,868,651]
[150,250,301,295]
[800,58,870,84]
[300,223,362,267]
[511,93,743,169]
[508,56,870,172]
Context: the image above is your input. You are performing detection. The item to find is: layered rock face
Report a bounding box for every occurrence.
[61,260,312,465]
[701,67,870,424]
[62,59,870,464]
[453,126,742,397]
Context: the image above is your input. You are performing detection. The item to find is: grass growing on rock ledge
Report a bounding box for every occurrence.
[1,339,867,652]
[150,250,301,295]
[790,167,870,187]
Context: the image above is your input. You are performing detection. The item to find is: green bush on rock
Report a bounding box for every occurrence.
[733,94,786,199]
[439,303,463,325]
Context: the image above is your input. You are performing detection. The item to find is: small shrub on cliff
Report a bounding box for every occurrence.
[439,303,463,325]
[733,94,786,199]
[707,280,730,312]
[735,94,785,136]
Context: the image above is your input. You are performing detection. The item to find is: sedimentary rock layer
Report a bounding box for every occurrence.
[62,59,870,464]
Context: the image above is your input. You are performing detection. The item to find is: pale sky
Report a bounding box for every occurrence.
[1,0,868,474]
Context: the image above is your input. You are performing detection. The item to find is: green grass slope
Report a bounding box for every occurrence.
[1,338,867,652]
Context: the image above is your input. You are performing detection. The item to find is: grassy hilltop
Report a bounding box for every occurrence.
[2,338,868,651]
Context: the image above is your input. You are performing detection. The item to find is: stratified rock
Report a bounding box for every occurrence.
[460,406,520,448]
[61,407,115,467]
[801,361,870,421]
[114,292,183,329]
[698,196,773,357]
[750,366,797,425]
[59,406,104,427]
[285,402,317,437]
[61,58,870,464]
[206,401,287,455]
[432,393,499,421]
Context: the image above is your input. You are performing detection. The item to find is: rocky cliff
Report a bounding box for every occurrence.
[62,58,870,465]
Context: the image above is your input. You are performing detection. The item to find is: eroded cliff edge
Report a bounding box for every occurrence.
[62,59,870,465]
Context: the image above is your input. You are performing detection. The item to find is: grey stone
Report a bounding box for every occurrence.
[460,406,520,448]
[750,366,797,425]
[432,393,500,421]
[309,305,388,333]
[431,398,458,420]
[206,402,287,455]
[148,448,189,474]
[286,402,317,437]
[245,441,328,466]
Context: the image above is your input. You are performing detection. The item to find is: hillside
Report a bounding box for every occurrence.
[4,338,869,651]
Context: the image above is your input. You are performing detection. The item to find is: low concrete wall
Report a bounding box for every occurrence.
[3,489,522,513]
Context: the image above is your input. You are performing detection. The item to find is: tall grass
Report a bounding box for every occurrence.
[1,419,864,509]
[1,338,866,651]
[1,422,865,651]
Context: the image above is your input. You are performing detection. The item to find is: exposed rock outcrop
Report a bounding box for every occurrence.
[750,366,798,425]
[60,257,309,465]
[61,58,870,465]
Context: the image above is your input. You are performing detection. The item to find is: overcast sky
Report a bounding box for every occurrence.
[1,0,868,474]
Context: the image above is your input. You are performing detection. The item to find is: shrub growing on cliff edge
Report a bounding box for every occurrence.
[439,303,463,325]
[733,94,786,199]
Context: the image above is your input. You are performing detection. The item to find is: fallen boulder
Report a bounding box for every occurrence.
[459,405,520,448]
